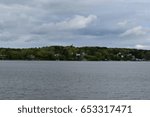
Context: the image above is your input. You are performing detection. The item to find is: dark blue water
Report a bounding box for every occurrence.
[0,61,149,100]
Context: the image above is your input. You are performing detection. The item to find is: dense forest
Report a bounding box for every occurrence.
[0,45,150,61]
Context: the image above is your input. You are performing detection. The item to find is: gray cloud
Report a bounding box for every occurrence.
[0,0,150,49]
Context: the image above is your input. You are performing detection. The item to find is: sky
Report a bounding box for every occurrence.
[0,0,150,49]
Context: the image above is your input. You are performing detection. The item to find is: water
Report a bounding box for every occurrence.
[0,61,149,100]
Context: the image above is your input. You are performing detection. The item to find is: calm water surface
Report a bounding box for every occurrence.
[0,61,150,100]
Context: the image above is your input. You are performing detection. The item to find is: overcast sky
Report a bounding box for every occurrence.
[0,0,150,49]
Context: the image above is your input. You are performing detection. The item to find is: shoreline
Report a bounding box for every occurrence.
[0,60,149,62]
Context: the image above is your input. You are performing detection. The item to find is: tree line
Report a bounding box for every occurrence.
[0,45,150,61]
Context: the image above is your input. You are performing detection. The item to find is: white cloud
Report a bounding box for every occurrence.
[55,15,97,30]
[135,44,150,49]
[34,15,97,33]
[120,26,147,37]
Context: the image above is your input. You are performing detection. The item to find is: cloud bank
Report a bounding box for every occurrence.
[0,0,150,49]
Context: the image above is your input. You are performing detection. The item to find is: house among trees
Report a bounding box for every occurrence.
[0,46,150,61]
